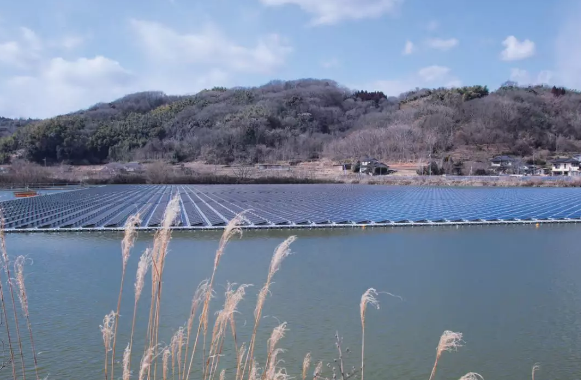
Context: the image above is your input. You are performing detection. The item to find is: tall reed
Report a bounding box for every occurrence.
[206,283,250,380]
[181,280,209,379]
[127,248,153,374]
[185,213,245,380]
[263,322,287,380]
[100,311,116,380]
[243,236,296,380]
[0,251,16,379]
[359,288,379,380]
[123,343,132,380]
[532,363,540,380]
[147,195,180,379]
[0,223,26,379]
[13,255,40,380]
[428,330,463,380]
[111,213,141,380]
[302,353,311,380]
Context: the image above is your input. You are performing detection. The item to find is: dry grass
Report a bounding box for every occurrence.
[0,204,551,380]
[428,330,464,380]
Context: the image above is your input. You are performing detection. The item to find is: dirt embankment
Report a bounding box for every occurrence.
[1,159,579,188]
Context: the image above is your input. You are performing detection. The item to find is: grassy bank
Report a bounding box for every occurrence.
[2,160,581,188]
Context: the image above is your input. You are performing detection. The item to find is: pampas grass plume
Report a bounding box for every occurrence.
[302,353,311,380]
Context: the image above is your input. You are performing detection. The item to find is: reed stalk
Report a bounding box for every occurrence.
[163,347,171,380]
[169,327,184,380]
[140,346,158,380]
[263,322,287,380]
[235,343,247,380]
[360,288,379,380]
[0,264,16,379]
[428,330,463,380]
[100,311,116,380]
[207,284,250,380]
[0,224,27,379]
[532,363,540,380]
[13,256,40,380]
[148,196,180,380]
[243,236,296,380]
[181,280,209,379]
[313,361,323,380]
[302,353,311,380]
[111,213,140,380]
[128,248,152,373]
[185,214,245,380]
[123,343,132,380]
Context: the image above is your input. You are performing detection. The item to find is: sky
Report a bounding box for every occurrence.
[0,0,580,119]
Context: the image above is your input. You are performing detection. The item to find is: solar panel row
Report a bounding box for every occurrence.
[0,184,580,231]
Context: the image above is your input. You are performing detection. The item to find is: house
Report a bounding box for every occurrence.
[355,157,392,176]
[522,165,545,176]
[551,158,581,176]
[490,155,517,168]
[490,156,524,174]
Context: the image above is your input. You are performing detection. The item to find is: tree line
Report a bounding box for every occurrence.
[0,79,580,165]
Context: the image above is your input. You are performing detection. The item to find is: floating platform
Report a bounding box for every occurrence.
[1,184,581,232]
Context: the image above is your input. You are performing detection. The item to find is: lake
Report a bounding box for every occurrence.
[2,224,581,380]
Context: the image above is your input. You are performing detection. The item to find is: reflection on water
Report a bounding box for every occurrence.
[3,224,581,379]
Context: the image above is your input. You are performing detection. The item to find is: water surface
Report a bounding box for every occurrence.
[3,224,581,379]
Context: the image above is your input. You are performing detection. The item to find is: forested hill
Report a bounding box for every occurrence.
[0,79,580,165]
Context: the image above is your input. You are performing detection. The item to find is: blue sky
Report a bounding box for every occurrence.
[0,0,580,118]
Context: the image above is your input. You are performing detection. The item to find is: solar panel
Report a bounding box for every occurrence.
[1,184,581,231]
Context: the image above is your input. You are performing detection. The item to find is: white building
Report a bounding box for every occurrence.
[551,158,581,176]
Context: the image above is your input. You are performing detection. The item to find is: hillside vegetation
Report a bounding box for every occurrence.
[0,79,580,165]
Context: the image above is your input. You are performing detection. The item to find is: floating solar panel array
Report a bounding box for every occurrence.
[1,184,581,231]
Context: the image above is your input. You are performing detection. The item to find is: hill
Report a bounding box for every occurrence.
[0,79,580,166]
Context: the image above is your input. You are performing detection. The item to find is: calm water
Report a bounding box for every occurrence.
[3,224,581,379]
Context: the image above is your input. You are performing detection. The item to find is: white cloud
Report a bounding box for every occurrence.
[418,65,450,82]
[509,68,553,86]
[259,0,402,25]
[425,38,459,51]
[0,41,24,67]
[129,19,292,74]
[402,40,414,55]
[426,20,439,32]
[0,25,136,118]
[0,21,292,118]
[1,56,135,118]
[509,68,528,83]
[500,36,535,61]
[20,27,42,52]
[321,58,340,68]
[358,65,461,96]
[0,27,43,68]
[55,35,84,50]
